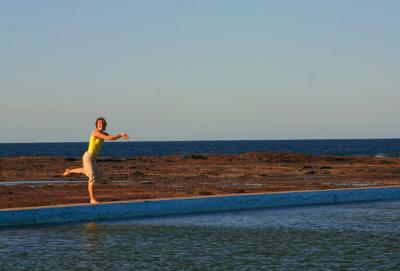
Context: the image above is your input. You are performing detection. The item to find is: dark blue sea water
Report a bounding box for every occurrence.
[1,139,400,157]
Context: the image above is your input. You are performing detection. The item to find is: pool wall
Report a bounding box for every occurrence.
[1,186,400,227]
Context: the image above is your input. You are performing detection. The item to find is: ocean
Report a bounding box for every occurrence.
[1,139,400,157]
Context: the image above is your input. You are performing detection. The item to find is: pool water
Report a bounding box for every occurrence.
[1,201,400,270]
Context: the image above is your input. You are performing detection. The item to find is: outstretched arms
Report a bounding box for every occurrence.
[92,130,130,141]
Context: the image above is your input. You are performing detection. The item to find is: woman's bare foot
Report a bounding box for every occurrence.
[90,199,99,204]
[63,169,71,176]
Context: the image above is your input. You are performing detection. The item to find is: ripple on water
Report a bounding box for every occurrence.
[1,200,400,270]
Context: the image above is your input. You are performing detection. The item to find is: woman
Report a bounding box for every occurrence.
[63,117,129,204]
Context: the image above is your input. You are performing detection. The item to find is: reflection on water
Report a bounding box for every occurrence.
[83,222,100,254]
[1,201,400,270]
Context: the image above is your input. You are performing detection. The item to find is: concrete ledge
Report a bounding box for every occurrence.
[1,186,400,228]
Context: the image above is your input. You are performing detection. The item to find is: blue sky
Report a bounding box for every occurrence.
[1,0,399,142]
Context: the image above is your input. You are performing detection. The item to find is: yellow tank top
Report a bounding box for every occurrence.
[88,134,104,156]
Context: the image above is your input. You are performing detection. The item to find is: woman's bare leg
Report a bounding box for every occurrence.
[88,182,99,204]
[63,167,84,176]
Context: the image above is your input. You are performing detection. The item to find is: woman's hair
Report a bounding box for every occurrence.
[95,117,107,128]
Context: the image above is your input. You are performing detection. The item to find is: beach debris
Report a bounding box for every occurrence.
[198,191,213,196]
[65,158,78,161]
[190,154,208,160]
[132,171,145,177]
[98,158,124,163]
[305,170,317,175]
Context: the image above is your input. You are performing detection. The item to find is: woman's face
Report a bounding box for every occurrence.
[96,120,106,131]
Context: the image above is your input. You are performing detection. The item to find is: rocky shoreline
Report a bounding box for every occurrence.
[1,152,400,209]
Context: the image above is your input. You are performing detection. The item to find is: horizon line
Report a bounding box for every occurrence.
[1,137,400,144]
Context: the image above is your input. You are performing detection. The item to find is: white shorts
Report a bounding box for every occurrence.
[82,151,97,184]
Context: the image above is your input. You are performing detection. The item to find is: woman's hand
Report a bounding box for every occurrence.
[120,132,130,140]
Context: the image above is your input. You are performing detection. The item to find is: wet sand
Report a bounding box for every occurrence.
[1,152,400,209]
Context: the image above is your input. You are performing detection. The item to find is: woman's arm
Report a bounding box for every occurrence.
[92,130,128,141]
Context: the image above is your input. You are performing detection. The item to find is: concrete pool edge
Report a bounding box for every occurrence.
[1,186,400,227]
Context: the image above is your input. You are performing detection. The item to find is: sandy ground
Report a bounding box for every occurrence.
[1,152,400,209]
